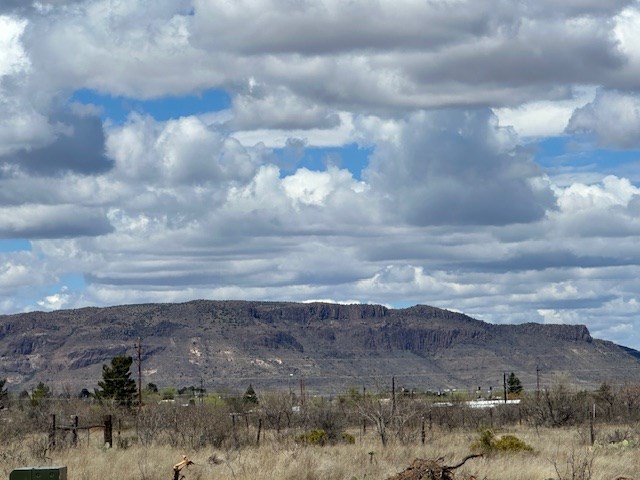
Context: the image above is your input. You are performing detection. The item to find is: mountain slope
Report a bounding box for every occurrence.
[1,300,639,394]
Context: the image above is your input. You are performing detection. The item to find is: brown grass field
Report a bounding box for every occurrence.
[3,423,640,480]
[4,383,640,480]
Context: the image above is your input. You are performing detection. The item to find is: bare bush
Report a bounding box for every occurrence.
[550,446,595,480]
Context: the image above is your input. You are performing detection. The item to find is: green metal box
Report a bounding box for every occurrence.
[10,467,67,480]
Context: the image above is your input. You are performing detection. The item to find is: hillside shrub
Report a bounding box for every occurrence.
[296,429,356,446]
[471,429,533,453]
[493,434,533,452]
[297,429,329,446]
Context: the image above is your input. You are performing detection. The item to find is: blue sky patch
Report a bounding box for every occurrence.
[0,239,31,252]
[71,88,231,124]
[276,143,373,179]
[535,137,640,183]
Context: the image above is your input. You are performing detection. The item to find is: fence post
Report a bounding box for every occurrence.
[256,418,262,446]
[589,404,596,446]
[104,415,113,448]
[48,414,56,451]
[72,415,79,447]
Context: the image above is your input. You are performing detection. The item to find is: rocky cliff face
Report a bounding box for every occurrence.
[0,300,637,394]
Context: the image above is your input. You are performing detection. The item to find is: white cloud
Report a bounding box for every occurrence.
[2,0,640,353]
[556,175,640,212]
[0,204,112,238]
[37,286,71,310]
[282,167,365,208]
[494,87,596,138]
[0,16,29,76]
[228,86,341,131]
[229,112,356,149]
[364,109,556,226]
[566,89,640,148]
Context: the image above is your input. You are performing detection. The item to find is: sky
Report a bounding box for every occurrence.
[2,1,640,349]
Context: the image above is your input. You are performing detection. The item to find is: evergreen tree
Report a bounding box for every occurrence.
[97,355,137,407]
[243,384,258,404]
[145,382,158,393]
[507,372,523,395]
[0,378,8,408]
[31,382,52,406]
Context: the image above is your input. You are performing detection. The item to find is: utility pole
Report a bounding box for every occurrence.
[536,364,540,401]
[503,372,507,403]
[300,377,305,406]
[134,338,142,409]
[392,376,396,416]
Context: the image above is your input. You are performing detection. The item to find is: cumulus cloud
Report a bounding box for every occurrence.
[2,0,640,353]
[566,89,640,148]
[227,86,341,131]
[5,0,636,112]
[365,109,556,225]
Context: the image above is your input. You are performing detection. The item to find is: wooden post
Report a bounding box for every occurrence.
[589,403,596,446]
[421,416,426,445]
[256,418,262,446]
[48,414,56,451]
[391,376,396,416]
[135,338,142,409]
[72,415,79,447]
[231,413,238,446]
[503,372,508,404]
[104,415,113,448]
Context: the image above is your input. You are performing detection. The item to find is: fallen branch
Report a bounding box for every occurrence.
[387,454,483,480]
[172,455,195,480]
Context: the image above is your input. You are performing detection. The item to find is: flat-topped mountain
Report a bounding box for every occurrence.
[1,300,639,394]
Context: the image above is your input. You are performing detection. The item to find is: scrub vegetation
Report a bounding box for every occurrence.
[2,379,640,480]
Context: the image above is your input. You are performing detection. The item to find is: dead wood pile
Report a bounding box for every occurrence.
[386,454,482,480]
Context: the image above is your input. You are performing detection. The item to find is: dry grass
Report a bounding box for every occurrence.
[4,424,640,480]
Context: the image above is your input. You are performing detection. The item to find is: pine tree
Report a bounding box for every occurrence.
[507,372,523,395]
[97,355,137,407]
[31,382,52,406]
[243,384,258,404]
[0,378,8,408]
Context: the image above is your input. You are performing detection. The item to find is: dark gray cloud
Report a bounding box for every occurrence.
[0,109,113,176]
[192,0,632,56]
[0,205,113,238]
[405,25,624,89]
[365,109,556,226]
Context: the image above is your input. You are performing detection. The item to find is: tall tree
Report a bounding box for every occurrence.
[31,382,52,406]
[243,384,258,405]
[0,378,8,408]
[97,355,137,407]
[507,372,523,395]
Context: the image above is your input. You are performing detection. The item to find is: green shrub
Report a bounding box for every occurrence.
[297,429,329,446]
[471,429,495,452]
[493,435,533,452]
[471,429,533,453]
[296,429,356,446]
